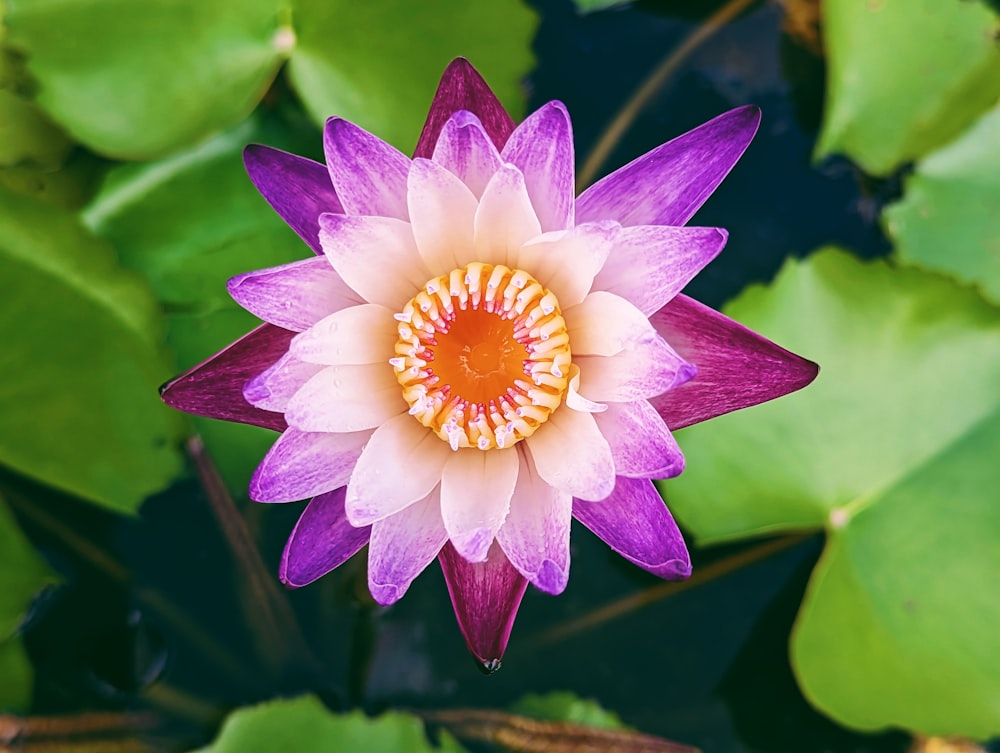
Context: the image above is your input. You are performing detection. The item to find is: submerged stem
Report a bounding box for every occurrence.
[529,533,810,648]
[186,437,319,680]
[576,0,759,190]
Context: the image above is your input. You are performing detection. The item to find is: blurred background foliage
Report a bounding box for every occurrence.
[0,0,998,751]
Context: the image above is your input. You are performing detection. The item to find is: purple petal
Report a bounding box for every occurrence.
[243,350,322,413]
[501,101,575,232]
[573,477,690,580]
[368,488,448,605]
[431,111,503,198]
[160,324,292,431]
[249,427,370,503]
[592,225,729,317]
[279,487,371,588]
[438,541,528,671]
[227,256,364,332]
[323,118,410,219]
[576,105,761,227]
[243,145,343,256]
[496,447,572,595]
[593,400,685,479]
[414,58,516,159]
[650,294,819,430]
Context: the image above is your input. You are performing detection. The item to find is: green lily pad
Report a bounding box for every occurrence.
[0,186,182,514]
[664,248,1000,735]
[511,692,625,729]
[286,0,537,152]
[2,0,292,159]
[884,101,1000,305]
[84,119,312,493]
[571,0,631,12]
[816,0,1000,175]
[190,695,467,753]
[0,635,32,711]
[0,492,56,711]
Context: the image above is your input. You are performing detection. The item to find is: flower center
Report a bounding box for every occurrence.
[391,263,571,451]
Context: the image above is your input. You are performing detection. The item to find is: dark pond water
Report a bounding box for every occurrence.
[10,1,935,751]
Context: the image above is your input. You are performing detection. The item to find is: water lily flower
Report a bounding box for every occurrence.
[162,59,818,671]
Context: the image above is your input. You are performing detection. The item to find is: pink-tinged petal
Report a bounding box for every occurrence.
[161,324,292,431]
[575,335,696,403]
[227,256,364,332]
[593,400,684,479]
[414,58,516,159]
[319,214,429,308]
[244,145,343,256]
[564,291,655,356]
[249,427,371,503]
[525,406,615,502]
[368,487,448,605]
[573,476,691,580]
[576,106,761,227]
[290,304,396,366]
[280,488,371,588]
[565,365,607,414]
[243,350,323,413]
[500,101,574,232]
[440,448,519,563]
[285,364,405,432]
[593,226,728,317]
[432,111,504,198]
[345,413,451,526]
[650,294,819,429]
[496,447,572,595]
[515,221,618,308]
[438,540,527,671]
[323,118,410,219]
[407,158,478,275]
[473,164,542,268]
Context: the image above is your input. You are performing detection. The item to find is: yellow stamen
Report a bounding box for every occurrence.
[392,264,571,450]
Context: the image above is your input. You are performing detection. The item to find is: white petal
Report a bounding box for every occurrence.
[565,365,607,414]
[407,158,478,275]
[515,221,618,308]
[346,413,451,526]
[473,164,542,268]
[319,214,429,309]
[440,448,520,563]
[432,110,503,199]
[250,427,371,503]
[525,406,615,501]
[496,446,572,594]
[564,291,657,356]
[368,488,448,605]
[290,304,396,366]
[285,363,406,432]
[243,351,322,412]
[575,336,696,402]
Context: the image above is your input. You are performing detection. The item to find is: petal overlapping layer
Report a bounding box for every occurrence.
[161,324,293,431]
[228,256,363,332]
[650,294,819,429]
[250,427,370,503]
[280,488,372,588]
[243,145,342,255]
[323,118,410,220]
[432,111,503,198]
[573,476,691,580]
[369,488,448,605]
